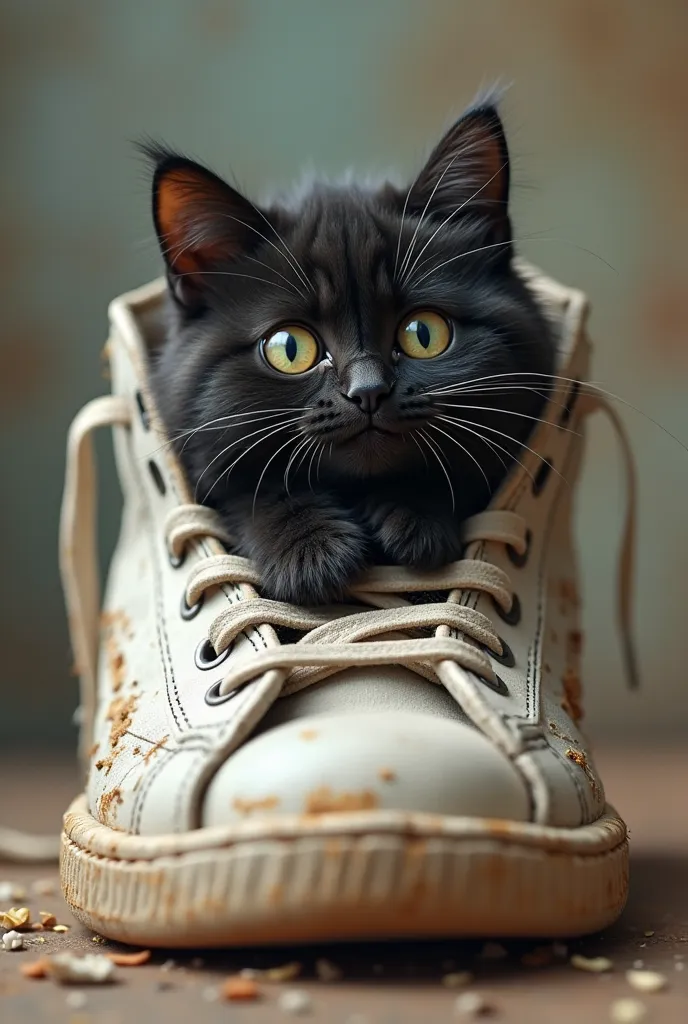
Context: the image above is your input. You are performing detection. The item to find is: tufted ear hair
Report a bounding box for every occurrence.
[408,101,511,242]
[141,142,267,310]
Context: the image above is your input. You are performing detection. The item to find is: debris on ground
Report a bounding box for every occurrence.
[106,949,151,967]
[315,958,342,982]
[278,988,313,1015]
[643,931,655,938]
[442,971,474,989]
[31,878,56,897]
[0,882,27,902]
[20,959,49,978]
[2,929,24,951]
[264,962,302,983]
[0,907,31,929]
[65,991,87,1010]
[47,953,116,985]
[453,991,494,1016]
[609,997,647,1023]
[570,954,613,973]
[221,976,260,1001]
[52,924,70,933]
[39,911,57,928]
[625,969,668,993]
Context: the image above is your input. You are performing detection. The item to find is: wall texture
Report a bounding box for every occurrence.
[2,0,687,744]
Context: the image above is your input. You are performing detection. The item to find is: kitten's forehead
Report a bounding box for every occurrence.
[285,187,396,312]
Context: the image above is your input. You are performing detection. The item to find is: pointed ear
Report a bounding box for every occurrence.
[141,143,265,309]
[409,103,510,234]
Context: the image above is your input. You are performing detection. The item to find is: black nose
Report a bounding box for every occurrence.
[346,381,391,414]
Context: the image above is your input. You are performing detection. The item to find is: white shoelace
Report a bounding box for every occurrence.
[0,389,637,862]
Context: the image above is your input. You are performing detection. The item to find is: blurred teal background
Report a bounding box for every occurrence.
[2,0,687,745]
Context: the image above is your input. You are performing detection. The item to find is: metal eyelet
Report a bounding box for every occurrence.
[204,679,240,706]
[168,548,185,570]
[136,390,150,430]
[560,380,580,426]
[194,638,231,671]
[482,673,509,696]
[532,459,553,497]
[148,460,166,496]
[492,592,521,627]
[180,589,204,621]
[507,529,531,568]
[487,637,515,668]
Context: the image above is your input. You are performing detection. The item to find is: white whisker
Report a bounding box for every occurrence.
[198,416,302,501]
[252,430,304,516]
[426,421,491,495]
[417,429,455,513]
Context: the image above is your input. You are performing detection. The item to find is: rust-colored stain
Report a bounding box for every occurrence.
[548,720,576,745]
[561,667,584,723]
[558,579,580,615]
[99,787,123,824]
[567,630,584,657]
[95,750,118,776]
[132,746,141,756]
[299,729,319,741]
[304,786,379,815]
[566,748,601,800]
[101,609,133,639]
[378,767,397,783]
[105,634,126,694]
[232,795,280,815]
[106,694,138,749]
[87,742,99,759]
[143,735,169,765]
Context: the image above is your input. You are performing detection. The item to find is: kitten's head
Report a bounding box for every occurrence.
[146,99,554,515]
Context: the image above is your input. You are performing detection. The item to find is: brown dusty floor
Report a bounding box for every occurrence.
[0,748,686,1023]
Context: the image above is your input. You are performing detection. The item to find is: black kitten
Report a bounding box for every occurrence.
[145,98,554,605]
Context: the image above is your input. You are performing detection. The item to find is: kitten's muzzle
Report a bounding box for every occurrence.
[345,379,391,414]
[340,356,394,415]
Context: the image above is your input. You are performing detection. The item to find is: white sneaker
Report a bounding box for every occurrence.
[59,265,637,946]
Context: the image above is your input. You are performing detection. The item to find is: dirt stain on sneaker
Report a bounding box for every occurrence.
[304,786,379,814]
[565,748,601,801]
[143,736,169,764]
[99,787,123,824]
[107,694,138,749]
[232,796,280,815]
[95,750,118,776]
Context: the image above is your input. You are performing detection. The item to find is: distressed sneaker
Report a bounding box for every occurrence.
[59,265,637,946]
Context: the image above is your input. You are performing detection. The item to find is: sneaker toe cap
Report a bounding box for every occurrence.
[201,711,531,826]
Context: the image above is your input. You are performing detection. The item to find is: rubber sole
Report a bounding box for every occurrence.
[61,794,628,946]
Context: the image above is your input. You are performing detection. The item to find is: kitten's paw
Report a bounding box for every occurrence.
[256,500,367,605]
[367,503,462,569]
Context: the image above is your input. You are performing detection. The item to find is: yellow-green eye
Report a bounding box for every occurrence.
[262,326,320,374]
[397,310,452,359]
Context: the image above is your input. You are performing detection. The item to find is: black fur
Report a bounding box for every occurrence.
[144,99,554,604]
